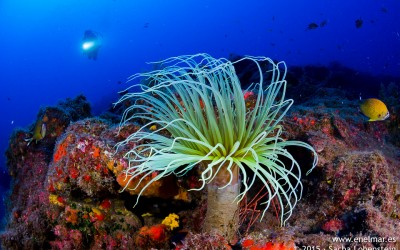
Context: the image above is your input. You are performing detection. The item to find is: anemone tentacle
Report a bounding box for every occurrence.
[116,53,318,225]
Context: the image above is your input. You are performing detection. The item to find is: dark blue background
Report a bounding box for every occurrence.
[0,0,399,227]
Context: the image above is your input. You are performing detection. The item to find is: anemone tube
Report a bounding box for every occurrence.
[115,53,318,241]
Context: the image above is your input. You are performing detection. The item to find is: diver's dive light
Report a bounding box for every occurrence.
[82,30,101,60]
[82,41,95,50]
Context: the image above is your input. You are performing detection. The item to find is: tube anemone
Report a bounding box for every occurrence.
[115,53,317,240]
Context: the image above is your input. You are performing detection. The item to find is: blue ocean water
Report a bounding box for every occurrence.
[0,0,399,230]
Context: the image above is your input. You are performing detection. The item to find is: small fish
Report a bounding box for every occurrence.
[25,119,46,146]
[355,19,363,28]
[306,23,319,30]
[320,20,328,27]
[359,98,389,122]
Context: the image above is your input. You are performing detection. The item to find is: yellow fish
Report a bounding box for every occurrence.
[25,118,46,146]
[359,98,389,122]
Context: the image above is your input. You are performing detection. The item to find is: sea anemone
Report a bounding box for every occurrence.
[116,53,317,240]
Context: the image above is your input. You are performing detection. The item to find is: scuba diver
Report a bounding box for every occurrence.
[82,30,101,60]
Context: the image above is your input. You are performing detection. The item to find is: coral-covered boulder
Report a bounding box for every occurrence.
[1,95,92,249]
[47,118,121,197]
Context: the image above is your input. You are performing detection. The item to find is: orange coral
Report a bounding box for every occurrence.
[138,224,166,242]
[116,172,162,197]
[242,239,255,248]
[321,218,345,233]
[147,225,166,241]
[100,199,111,209]
[53,143,66,162]
[135,224,169,248]
[92,145,100,158]
[83,175,91,182]
[53,136,71,162]
[65,206,79,225]
[116,173,131,187]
